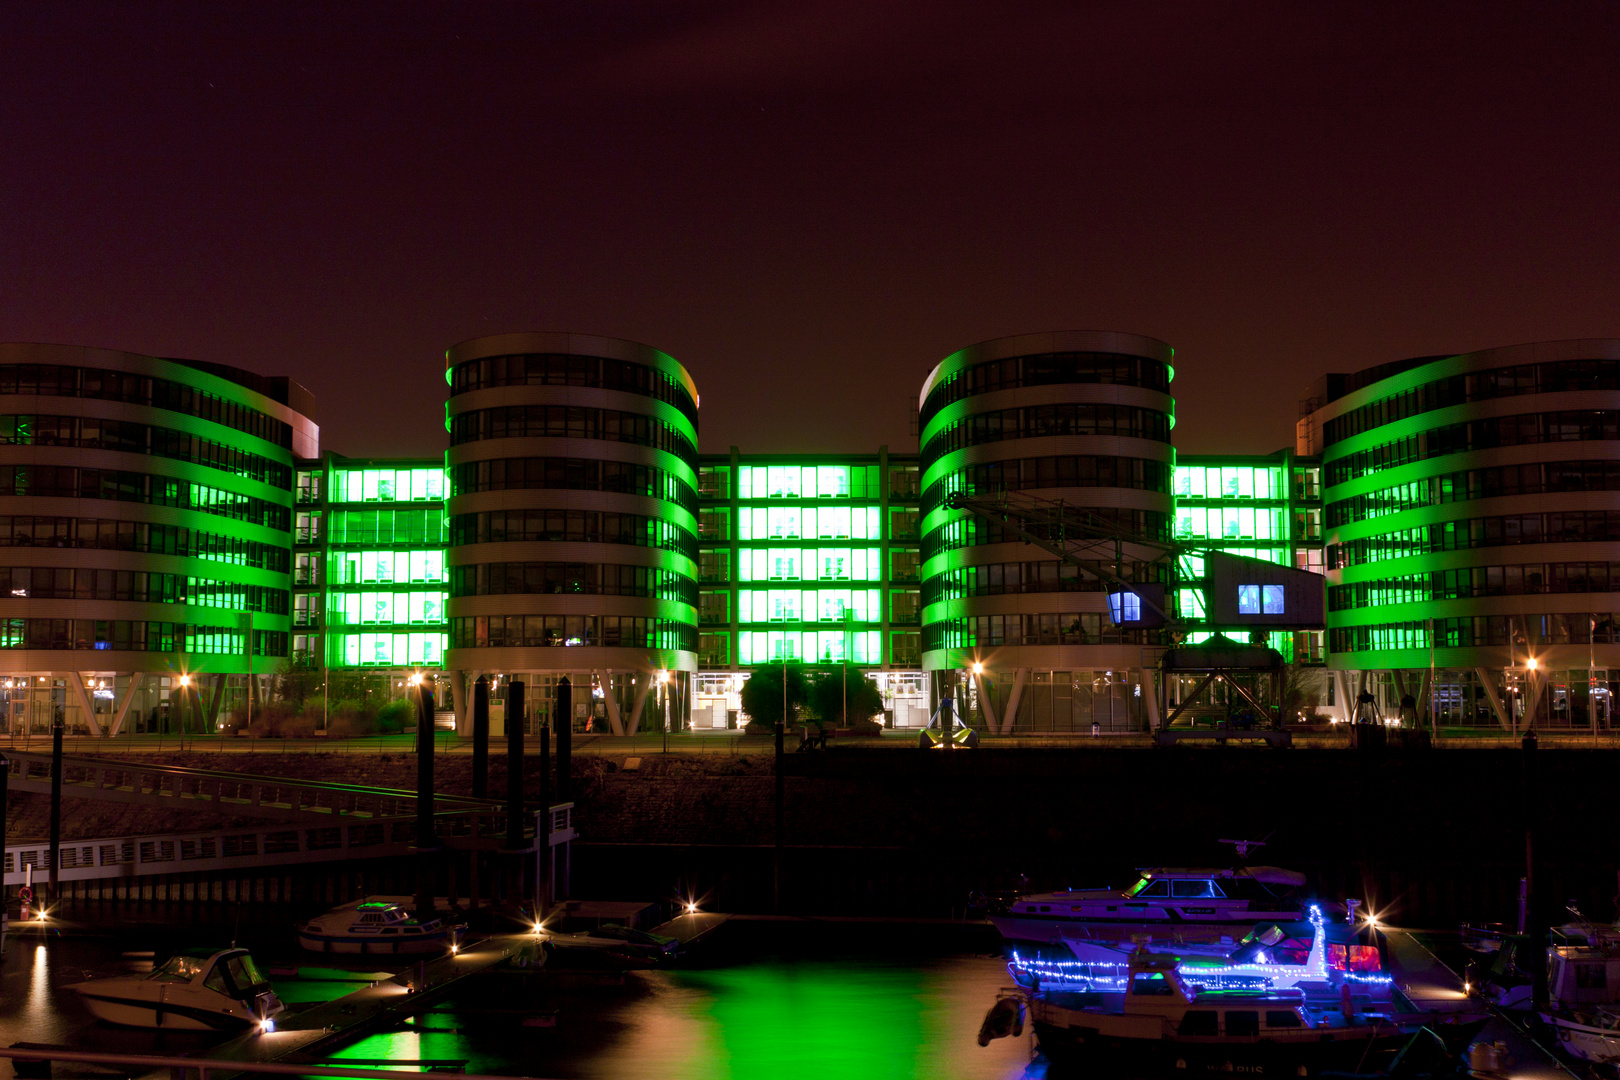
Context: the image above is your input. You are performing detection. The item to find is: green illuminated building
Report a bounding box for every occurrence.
[693,449,926,727]
[292,454,449,682]
[1172,451,1325,663]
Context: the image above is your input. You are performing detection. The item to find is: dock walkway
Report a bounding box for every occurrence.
[138,934,536,1080]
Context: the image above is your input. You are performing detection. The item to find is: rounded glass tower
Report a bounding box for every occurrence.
[443,333,700,731]
[918,331,1176,732]
[0,343,315,734]
[1308,338,1620,729]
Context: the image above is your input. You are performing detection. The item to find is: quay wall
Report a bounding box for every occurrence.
[5,747,1610,927]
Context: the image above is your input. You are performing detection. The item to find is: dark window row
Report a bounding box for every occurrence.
[0,566,287,612]
[447,352,697,425]
[0,618,287,656]
[922,612,1159,650]
[326,508,446,546]
[923,455,1171,513]
[1324,459,1620,529]
[449,561,696,605]
[0,515,289,571]
[449,509,696,559]
[1326,410,1620,488]
[0,464,289,530]
[0,414,291,488]
[1324,358,1620,445]
[1328,510,1620,570]
[449,457,696,513]
[0,363,293,448]
[924,508,1170,560]
[922,559,1166,605]
[1331,563,1620,611]
[450,405,697,465]
[921,351,1171,428]
[922,403,1171,463]
[1330,612,1620,654]
[450,614,697,651]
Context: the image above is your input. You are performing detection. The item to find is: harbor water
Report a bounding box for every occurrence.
[0,908,1041,1079]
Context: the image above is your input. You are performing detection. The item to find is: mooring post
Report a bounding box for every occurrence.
[414,677,439,922]
[505,680,526,903]
[49,709,63,901]
[1524,729,1547,1007]
[774,718,784,914]
[556,677,572,805]
[0,754,9,906]
[472,676,490,800]
[539,721,552,916]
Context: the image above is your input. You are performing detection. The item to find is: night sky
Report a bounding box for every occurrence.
[3,2,1616,459]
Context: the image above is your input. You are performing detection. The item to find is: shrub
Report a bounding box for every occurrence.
[247,703,297,738]
[324,700,375,738]
[375,699,414,734]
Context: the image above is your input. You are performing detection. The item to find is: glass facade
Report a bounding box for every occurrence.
[1172,452,1325,663]
[1302,339,1620,728]
[292,456,449,672]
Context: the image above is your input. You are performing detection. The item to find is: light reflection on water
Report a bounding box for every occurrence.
[0,920,1038,1079]
[334,950,1038,1079]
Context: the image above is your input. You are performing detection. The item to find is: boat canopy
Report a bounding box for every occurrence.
[1134,866,1306,887]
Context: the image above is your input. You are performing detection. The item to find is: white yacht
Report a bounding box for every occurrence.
[297,898,451,955]
[70,948,284,1030]
[989,865,1308,949]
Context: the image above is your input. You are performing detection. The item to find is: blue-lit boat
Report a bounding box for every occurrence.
[985,947,1484,1077]
[989,864,1308,950]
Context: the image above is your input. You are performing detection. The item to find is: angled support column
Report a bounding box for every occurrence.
[624,672,653,735]
[1476,668,1512,731]
[108,673,144,736]
[1000,668,1029,735]
[450,670,470,735]
[597,670,625,736]
[971,670,998,732]
[68,672,106,736]
[1331,670,1354,723]
[1139,667,1163,732]
[206,674,226,729]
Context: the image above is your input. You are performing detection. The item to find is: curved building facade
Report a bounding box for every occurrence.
[0,342,316,733]
[1303,338,1620,729]
[918,331,1177,732]
[443,333,700,732]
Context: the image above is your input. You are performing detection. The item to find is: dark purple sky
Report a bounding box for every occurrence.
[4,2,1616,458]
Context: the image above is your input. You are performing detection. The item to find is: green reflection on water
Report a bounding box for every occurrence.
[679,961,926,1080]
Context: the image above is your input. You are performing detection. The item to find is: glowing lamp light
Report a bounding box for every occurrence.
[259,1018,276,1034]
[1526,657,1539,671]
[177,674,190,687]
[972,662,983,675]
[657,669,669,684]
[686,901,699,914]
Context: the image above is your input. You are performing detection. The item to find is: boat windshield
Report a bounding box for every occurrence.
[145,955,206,983]
[223,954,267,994]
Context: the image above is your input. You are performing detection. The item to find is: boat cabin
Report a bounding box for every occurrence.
[146,948,271,1003]
[1550,948,1620,1009]
[1120,958,1315,1035]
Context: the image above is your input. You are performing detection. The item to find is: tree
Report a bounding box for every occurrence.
[739,663,810,730]
[808,667,884,728]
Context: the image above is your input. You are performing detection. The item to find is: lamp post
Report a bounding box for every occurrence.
[658,669,669,753]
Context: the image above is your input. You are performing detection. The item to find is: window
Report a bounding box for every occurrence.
[1238,584,1286,615]
[1177,1010,1218,1035]
[1171,879,1222,899]
[1266,1010,1303,1028]
[1137,879,1170,898]
[1225,1011,1260,1037]
[1108,591,1141,624]
[1133,972,1174,997]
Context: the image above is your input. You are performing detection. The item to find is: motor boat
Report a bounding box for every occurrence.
[297,898,452,955]
[542,924,680,967]
[989,865,1309,950]
[982,951,1485,1077]
[1482,942,1620,1067]
[69,947,284,1030]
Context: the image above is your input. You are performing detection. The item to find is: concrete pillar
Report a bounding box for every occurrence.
[1475,668,1513,731]
[598,670,625,736]
[450,670,469,735]
[971,669,998,731]
[1140,667,1163,732]
[1000,668,1029,735]
[108,672,144,736]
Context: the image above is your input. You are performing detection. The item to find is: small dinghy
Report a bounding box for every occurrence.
[69,948,284,1030]
[297,898,451,955]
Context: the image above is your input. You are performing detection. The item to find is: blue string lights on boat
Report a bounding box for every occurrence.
[1007,904,1391,993]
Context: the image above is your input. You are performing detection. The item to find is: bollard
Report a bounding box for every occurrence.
[471,676,490,800]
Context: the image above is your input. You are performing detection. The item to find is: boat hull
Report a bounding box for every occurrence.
[1542,1013,1620,1065]
[1031,1018,1409,1077]
[75,991,256,1030]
